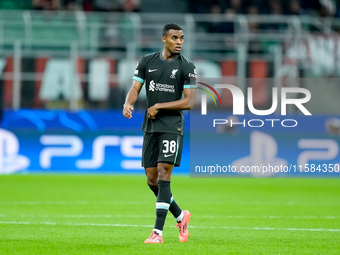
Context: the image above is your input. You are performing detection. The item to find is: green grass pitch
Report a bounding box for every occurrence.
[0,174,339,254]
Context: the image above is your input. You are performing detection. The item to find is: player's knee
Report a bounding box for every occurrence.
[158,168,171,181]
[146,178,157,186]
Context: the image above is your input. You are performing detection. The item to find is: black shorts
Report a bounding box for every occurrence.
[142,132,183,168]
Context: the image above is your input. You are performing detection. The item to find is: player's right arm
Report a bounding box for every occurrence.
[123,80,143,119]
[123,56,146,119]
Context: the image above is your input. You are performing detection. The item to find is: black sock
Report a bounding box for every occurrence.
[149,185,182,219]
[169,189,182,219]
[154,180,171,231]
[148,185,158,197]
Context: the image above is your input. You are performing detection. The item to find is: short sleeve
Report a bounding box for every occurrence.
[133,56,146,84]
[183,62,197,89]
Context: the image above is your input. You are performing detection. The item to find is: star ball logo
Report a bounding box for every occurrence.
[197,83,312,128]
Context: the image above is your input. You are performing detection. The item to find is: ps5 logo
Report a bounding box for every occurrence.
[232,131,339,177]
[0,129,30,174]
[40,135,143,170]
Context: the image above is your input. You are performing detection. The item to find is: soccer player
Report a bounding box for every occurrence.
[123,23,196,244]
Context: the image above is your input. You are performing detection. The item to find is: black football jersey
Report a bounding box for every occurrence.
[133,52,196,135]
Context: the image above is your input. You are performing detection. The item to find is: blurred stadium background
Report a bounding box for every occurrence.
[1,1,340,254]
[0,0,340,173]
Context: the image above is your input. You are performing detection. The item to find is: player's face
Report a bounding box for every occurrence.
[162,29,184,55]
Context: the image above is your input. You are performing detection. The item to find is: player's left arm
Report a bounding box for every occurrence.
[147,88,196,119]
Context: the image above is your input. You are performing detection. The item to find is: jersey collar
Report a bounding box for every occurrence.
[159,52,180,63]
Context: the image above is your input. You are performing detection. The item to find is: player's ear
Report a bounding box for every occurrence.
[162,35,166,43]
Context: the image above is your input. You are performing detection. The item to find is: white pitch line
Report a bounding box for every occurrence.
[0,221,339,232]
[0,201,145,205]
[198,215,340,219]
[0,214,339,220]
[1,201,340,206]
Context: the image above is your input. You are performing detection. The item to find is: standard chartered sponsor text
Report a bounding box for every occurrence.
[155,83,175,93]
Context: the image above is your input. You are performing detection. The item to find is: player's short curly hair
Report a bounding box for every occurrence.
[162,23,183,36]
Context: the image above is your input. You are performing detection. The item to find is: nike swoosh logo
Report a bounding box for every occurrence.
[183,222,188,232]
[164,154,173,158]
[148,69,157,72]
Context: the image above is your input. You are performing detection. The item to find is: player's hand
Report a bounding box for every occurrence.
[123,103,134,119]
[147,105,159,119]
